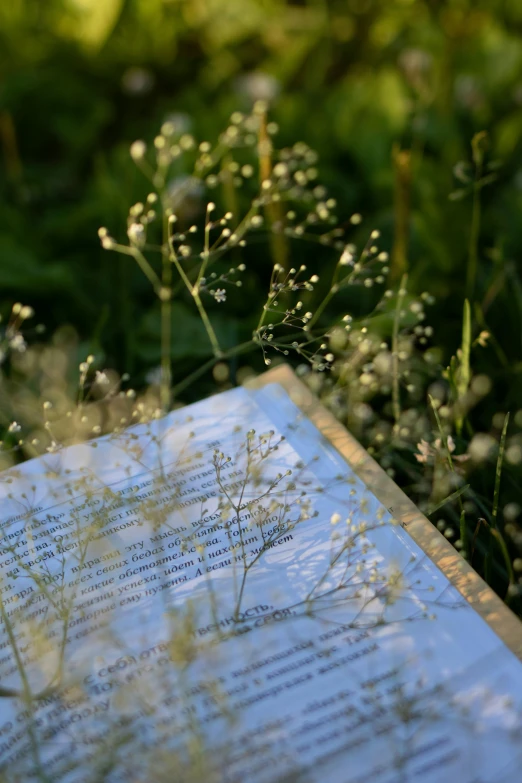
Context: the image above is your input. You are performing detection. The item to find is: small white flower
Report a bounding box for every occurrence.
[330,513,341,525]
[8,422,21,433]
[415,439,432,464]
[477,330,490,347]
[434,435,455,453]
[20,306,34,320]
[237,72,280,103]
[9,334,26,352]
[213,289,227,303]
[130,140,146,160]
[468,433,497,462]
[95,371,110,386]
[127,222,146,248]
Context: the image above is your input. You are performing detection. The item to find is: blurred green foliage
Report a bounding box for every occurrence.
[1,0,522,399]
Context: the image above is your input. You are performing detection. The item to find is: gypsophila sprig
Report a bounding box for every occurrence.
[0,302,34,366]
[97,106,367,405]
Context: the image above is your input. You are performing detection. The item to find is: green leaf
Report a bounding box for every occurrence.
[427,484,470,516]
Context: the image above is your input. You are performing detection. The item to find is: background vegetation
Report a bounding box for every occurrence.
[2,0,522,609]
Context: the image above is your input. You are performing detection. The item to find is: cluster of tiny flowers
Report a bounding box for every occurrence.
[299,290,442,469]
[0,302,34,365]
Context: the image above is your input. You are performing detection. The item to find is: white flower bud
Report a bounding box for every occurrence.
[130,140,146,160]
[127,222,146,248]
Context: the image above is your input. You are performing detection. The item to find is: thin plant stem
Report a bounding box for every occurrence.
[192,291,222,357]
[160,209,172,412]
[171,340,255,398]
[194,204,212,291]
[258,109,288,269]
[168,233,222,358]
[392,275,408,430]
[307,287,336,330]
[492,412,509,530]
[390,145,411,284]
[467,171,481,301]
[466,132,487,300]
[0,596,51,783]
[122,245,162,295]
[429,394,467,552]
[306,232,376,332]
[171,324,322,399]
[255,290,278,334]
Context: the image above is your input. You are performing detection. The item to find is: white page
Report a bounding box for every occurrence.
[0,382,521,782]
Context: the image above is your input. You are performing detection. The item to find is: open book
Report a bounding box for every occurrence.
[0,365,521,782]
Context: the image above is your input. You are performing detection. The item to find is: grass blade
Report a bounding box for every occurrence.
[492,412,510,530]
[456,298,471,435]
[428,484,470,516]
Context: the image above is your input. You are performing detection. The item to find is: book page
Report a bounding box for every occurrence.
[0,382,521,782]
